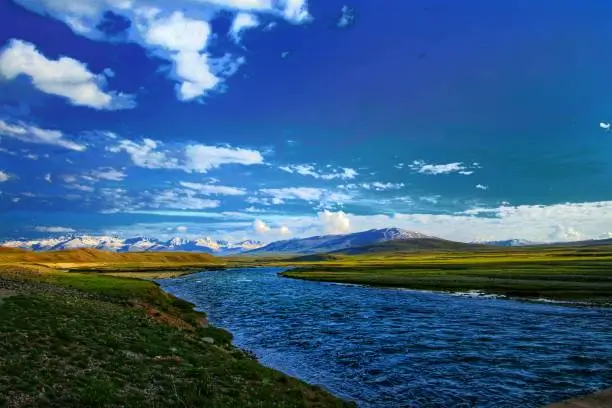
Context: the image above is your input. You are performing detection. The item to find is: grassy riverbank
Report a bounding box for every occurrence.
[280,246,612,305]
[0,250,353,407]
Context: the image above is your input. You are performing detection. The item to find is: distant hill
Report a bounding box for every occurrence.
[330,238,489,255]
[246,228,432,255]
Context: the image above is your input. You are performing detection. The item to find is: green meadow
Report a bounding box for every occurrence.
[0,250,353,408]
[279,245,612,305]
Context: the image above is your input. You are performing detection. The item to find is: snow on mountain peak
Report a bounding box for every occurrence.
[1,235,265,254]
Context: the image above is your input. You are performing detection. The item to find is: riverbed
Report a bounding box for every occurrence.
[157,267,612,408]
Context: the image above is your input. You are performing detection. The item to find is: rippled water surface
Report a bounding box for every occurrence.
[158,268,612,407]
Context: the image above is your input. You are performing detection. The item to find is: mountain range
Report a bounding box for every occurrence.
[0,235,265,255]
[1,228,433,255]
[246,228,433,254]
[3,229,595,255]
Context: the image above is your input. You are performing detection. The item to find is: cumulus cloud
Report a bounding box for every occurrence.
[0,119,86,151]
[279,164,358,180]
[44,173,52,183]
[107,139,175,169]
[0,39,135,109]
[176,225,188,232]
[409,160,478,175]
[319,210,350,234]
[234,200,612,244]
[230,12,259,42]
[253,218,271,234]
[12,0,311,101]
[599,122,610,130]
[108,138,264,173]
[548,225,583,242]
[179,181,246,195]
[34,226,76,233]
[0,171,10,182]
[475,184,488,190]
[253,218,292,237]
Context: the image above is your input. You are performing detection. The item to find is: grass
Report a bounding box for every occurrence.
[279,246,612,305]
[0,247,226,276]
[0,251,353,407]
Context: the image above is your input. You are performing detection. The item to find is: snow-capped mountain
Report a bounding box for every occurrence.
[247,228,433,255]
[1,235,265,254]
[480,239,538,247]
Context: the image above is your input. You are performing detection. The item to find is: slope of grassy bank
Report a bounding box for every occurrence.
[280,247,612,305]
[0,247,226,275]
[0,259,353,407]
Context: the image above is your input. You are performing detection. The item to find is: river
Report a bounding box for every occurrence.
[157,267,612,408]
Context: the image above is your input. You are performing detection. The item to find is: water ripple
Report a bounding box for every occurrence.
[158,268,612,408]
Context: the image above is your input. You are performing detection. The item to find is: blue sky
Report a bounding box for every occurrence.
[0,0,611,243]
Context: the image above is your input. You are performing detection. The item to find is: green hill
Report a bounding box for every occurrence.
[330,238,489,255]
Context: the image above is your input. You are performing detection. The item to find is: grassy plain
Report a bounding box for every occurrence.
[0,249,353,407]
[279,245,612,305]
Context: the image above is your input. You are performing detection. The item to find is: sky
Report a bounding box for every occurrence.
[0,0,612,244]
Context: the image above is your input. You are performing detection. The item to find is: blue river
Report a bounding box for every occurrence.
[157,267,612,408]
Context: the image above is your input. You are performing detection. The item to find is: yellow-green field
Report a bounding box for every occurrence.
[0,249,353,407]
[278,245,612,305]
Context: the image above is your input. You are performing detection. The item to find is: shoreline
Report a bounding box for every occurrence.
[280,269,612,308]
[0,264,355,407]
[154,273,356,406]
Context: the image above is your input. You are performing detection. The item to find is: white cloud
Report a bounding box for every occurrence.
[0,39,135,110]
[253,218,271,234]
[336,5,355,28]
[279,164,358,180]
[34,226,76,233]
[253,218,292,237]
[599,122,610,130]
[108,138,175,169]
[109,138,264,173]
[0,119,86,151]
[548,225,583,242]
[66,184,95,192]
[44,173,52,183]
[476,184,488,190]
[179,181,246,195]
[319,210,350,234]
[0,171,10,182]
[258,187,350,206]
[339,182,404,192]
[184,144,264,172]
[409,160,478,175]
[233,200,612,244]
[86,168,127,181]
[144,189,220,210]
[176,225,188,232]
[0,147,16,156]
[230,12,259,42]
[12,0,311,101]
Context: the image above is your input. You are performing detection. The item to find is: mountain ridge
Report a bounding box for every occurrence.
[0,235,265,254]
[246,228,433,255]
